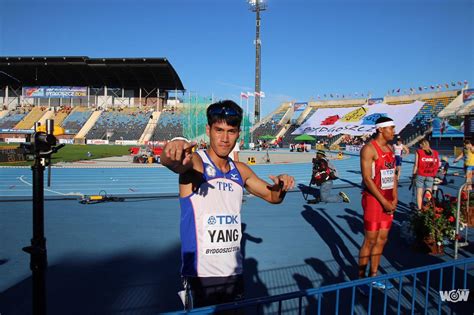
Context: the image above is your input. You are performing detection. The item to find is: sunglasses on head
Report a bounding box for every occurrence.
[208,106,240,117]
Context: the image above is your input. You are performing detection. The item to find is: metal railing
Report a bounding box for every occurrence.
[168,257,474,314]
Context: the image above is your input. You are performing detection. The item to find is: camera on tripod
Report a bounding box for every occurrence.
[21,118,66,315]
[20,119,63,162]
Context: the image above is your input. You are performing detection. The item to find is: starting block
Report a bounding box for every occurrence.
[247,156,256,165]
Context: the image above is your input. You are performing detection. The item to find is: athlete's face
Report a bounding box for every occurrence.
[379,125,396,141]
[206,121,240,158]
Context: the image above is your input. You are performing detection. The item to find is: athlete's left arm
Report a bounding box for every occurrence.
[237,163,295,204]
[403,145,410,156]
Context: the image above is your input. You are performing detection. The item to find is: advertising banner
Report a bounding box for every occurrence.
[463,89,474,103]
[86,139,109,145]
[368,98,384,105]
[293,102,308,112]
[292,101,424,136]
[23,86,87,98]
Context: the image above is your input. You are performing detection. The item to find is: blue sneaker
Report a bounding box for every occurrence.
[372,280,394,290]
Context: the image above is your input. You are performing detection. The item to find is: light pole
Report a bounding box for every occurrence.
[248,0,266,124]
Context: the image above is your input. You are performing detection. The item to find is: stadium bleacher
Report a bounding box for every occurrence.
[61,107,93,134]
[151,108,185,141]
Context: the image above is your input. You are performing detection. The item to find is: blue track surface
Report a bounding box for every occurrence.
[0,153,418,198]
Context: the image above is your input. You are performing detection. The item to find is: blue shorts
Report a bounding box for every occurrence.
[466,166,474,171]
[415,175,434,190]
[395,156,403,167]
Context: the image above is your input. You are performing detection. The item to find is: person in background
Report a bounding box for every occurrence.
[412,139,440,210]
[454,139,474,190]
[393,137,409,181]
[230,138,240,161]
[311,150,350,203]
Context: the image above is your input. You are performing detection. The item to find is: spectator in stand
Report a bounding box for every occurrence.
[412,139,440,210]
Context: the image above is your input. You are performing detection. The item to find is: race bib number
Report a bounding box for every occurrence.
[380,169,395,190]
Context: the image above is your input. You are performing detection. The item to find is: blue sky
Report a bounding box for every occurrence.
[1,0,473,117]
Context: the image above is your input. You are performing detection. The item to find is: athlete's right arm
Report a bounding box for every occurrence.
[360,144,395,212]
[160,140,197,174]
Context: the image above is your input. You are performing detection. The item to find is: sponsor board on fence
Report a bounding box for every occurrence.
[345,145,363,152]
[6,138,27,143]
[144,140,167,147]
[0,128,34,134]
[115,140,138,145]
[86,139,109,145]
[58,139,74,144]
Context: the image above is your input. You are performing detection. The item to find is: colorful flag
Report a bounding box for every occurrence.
[240,92,248,99]
[247,92,254,97]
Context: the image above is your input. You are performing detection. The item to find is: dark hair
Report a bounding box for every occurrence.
[206,100,243,127]
[374,116,394,134]
[375,116,394,124]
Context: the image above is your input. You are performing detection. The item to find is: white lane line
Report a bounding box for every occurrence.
[18,175,83,196]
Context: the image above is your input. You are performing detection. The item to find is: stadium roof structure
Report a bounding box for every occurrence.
[0,56,185,90]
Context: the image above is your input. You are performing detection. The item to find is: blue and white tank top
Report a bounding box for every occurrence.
[179,150,244,277]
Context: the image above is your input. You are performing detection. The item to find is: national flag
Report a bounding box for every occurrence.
[330,93,333,98]
[418,87,423,91]
[430,85,435,90]
[458,81,462,86]
[260,91,265,98]
[445,83,449,89]
[247,92,254,97]
[254,91,260,97]
[396,88,400,93]
[464,80,468,85]
[451,82,456,87]
[240,92,248,99]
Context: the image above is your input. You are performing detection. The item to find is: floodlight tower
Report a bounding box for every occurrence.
[248,0,266,124]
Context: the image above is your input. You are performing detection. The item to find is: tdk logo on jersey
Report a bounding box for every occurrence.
[208,216,217,225]
[208,215,239,225]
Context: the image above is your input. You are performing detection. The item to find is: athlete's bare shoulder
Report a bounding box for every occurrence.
[234,160,259,184]
[361,141,376,160]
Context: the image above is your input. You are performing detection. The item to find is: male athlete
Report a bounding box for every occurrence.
[358,116,397,292]
[161,100,294,309]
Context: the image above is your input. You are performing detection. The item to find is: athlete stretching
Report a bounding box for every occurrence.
[358,116,397,292]
[160,100,295,309]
